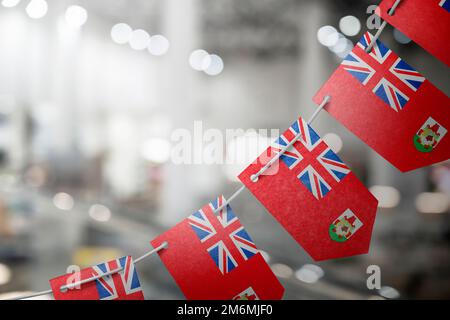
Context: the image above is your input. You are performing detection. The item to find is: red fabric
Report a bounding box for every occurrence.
[151,200,284,300]
[238,117,378,261]
[50,256,144,300]
[378,0,450,66]
[313,34,450,172]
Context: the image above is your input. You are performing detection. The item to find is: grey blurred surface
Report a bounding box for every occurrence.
[0,0,449,300]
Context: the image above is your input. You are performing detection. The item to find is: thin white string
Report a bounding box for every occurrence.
[5,242,168,300]
[3,95,331,301]
[212,184,246,214]
[59,241,168,292]
[60,267,124,293]
[134,241,168,264]
[212,95,330,213]
[365,0,402,53]
[307,95,330,125]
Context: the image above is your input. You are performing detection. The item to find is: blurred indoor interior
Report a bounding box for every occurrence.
[0,0,449,300]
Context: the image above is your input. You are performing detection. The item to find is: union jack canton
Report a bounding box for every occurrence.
[188,196,259,275]
[92,256,143,300]
[342,32,425,112]
[271,118,350,200]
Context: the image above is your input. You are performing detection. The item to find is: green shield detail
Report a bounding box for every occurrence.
[414,135,433,153]
[329,224,347,242]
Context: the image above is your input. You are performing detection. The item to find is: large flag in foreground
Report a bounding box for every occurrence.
[313,32,450,172]
[239,117,378,261]
[377,0,450,66]
[151,196,284,300]
[50,256,145,300]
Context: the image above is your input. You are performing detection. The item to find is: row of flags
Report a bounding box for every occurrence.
[152,196,284,300]
[50,256,144,300]
[239,117,378,261]
[49,197,284,300]
[45,0,448,300]
[313,31,449,172]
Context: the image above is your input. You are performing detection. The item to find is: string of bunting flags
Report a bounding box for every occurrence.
[6,0,450,300]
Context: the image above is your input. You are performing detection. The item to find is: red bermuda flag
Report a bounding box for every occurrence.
[377,0,450,66]
[151,196,284,300]
[313,32,450,172]
[50,256,144,300]
[238,117,378,261]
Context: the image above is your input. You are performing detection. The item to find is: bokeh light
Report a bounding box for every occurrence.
[378,286,400,299]
[141,138,171,164]
[323,133,343,153]
[52,192,75,211]
[415,192,449,214]
[295,264,324,283]
[64,5,88,29]
[89,204,112,222]
[129,29,150,50]
[0,264,12,286]
[370,185,401,209]
[330,36,351,54]
[271,263,294,279]
[148,35,170,56]
[339,15,361,36]
[26,0,48,19]
[317,25,339,47]
[189,49,211,71]
[111,23,133,44]
[1,0,20,8]
[393,28,412,44]
[204,54,224,76]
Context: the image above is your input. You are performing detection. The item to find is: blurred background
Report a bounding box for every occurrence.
[0,0,449,300]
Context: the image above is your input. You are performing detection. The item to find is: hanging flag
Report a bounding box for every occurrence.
[238,117,378,261]
[313,31,450,172]
[151,196,284,300]
[50,256,144,300]
[377,0,450,66]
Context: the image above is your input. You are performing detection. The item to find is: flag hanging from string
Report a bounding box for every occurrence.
[8,2,450,301]
[377,0,450,67]
[49,256,145,300]
[151,195,285,300]
[313,31,450,172]
[239,117,378,261]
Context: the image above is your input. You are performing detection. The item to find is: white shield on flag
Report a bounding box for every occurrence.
[329,209,363,243]
[414,117,447,152]
[232,286,259,300]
